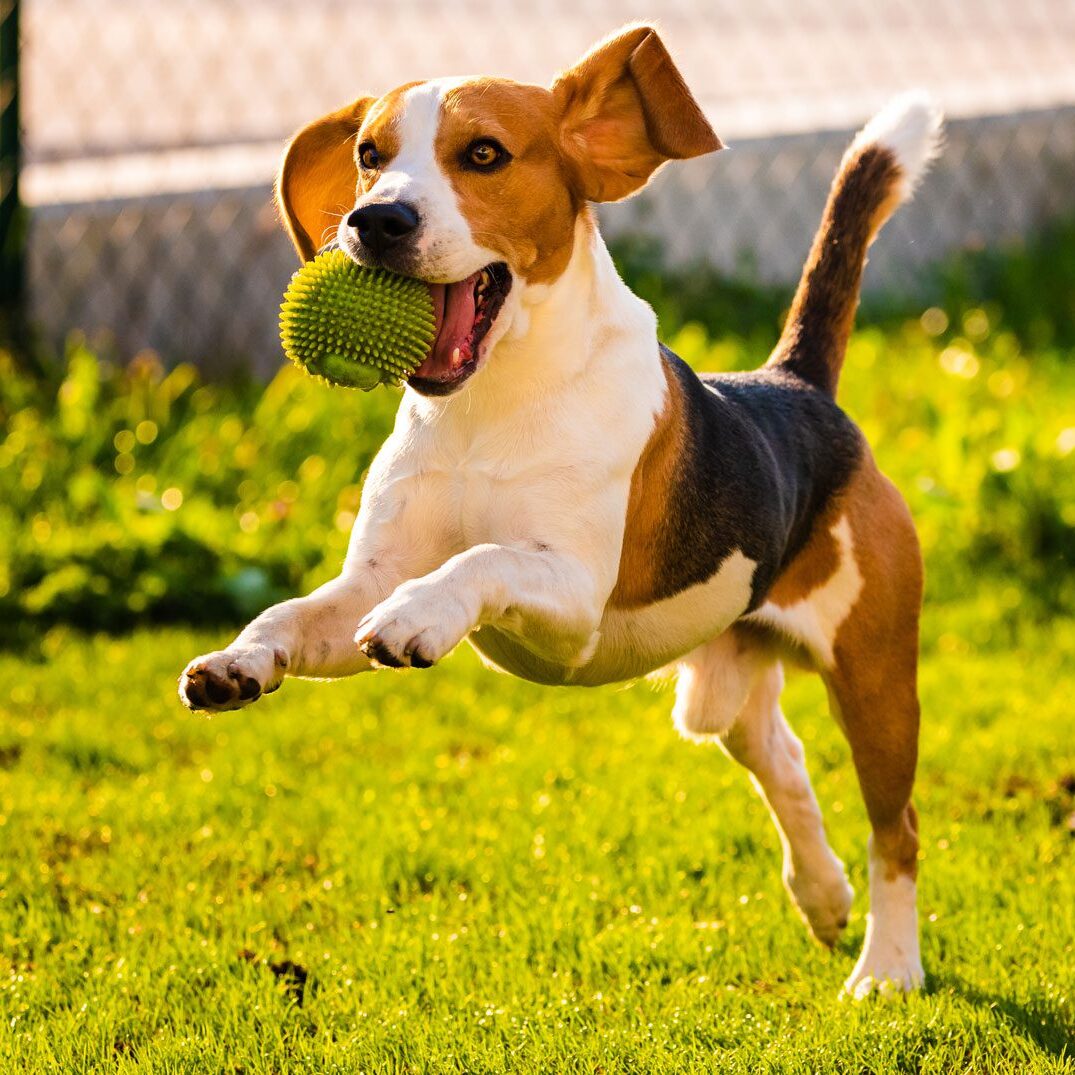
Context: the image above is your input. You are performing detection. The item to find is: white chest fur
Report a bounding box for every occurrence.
[350,222,664,604]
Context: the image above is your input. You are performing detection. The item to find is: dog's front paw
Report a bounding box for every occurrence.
[179,644,288,712]
[356,582,475,669]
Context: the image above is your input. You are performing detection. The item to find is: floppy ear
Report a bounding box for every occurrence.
[276,96,374,261]
[551,24,722,203]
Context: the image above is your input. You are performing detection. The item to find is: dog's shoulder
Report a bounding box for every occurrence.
[610,345,864,611]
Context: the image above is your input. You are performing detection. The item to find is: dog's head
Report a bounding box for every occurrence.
[277,25,721,396]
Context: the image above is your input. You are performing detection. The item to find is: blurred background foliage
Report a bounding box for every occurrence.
[2,223,1073,649]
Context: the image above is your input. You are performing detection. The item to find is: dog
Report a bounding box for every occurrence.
[179,24,942,998]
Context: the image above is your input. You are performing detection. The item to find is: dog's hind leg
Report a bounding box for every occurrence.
[823,468,924,998]
[829,664,922,1000]
[826,645,922,999]
[674,631,854,946]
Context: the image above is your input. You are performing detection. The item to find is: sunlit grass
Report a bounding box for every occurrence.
[1,610,1073,1072]
[2,223,1073,1070]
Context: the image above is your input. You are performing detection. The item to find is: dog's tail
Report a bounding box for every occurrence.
[767,93,943,395]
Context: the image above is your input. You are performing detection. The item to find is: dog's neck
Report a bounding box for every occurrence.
[403,212,659,424]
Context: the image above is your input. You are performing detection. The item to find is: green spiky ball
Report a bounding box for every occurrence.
[279,250,436,390]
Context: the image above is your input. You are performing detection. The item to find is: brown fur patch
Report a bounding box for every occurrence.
[273,81,420,262]
[769,144,905,395]
[436,80,580,285]
[354,82,419,194]
[752,453,923,878]
[276,96,375,261]
[827,455,923,878]
[832,457,923,669]
[608,360,685,608]
[551,24,722,203]
[766,518,843,609]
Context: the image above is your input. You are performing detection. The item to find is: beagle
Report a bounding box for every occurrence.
[179,24,942,998]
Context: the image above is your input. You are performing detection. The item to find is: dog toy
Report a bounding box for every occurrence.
[279,250,436,390]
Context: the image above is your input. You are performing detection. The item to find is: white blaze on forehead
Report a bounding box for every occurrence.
[358,77,499,281]
[369,80,452,201]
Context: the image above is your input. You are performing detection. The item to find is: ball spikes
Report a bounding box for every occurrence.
[280,250,436,391]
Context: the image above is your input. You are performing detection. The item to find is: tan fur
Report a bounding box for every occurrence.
[276,84,423,262]
[826,456,922,882]
[764,455,922,883]
[436,81,579,285]
[769,145,905,394]
[353,82,418,193]
[609,358,685,608]
[276,96,374,261]
[551,24,723,203]
[767,520,843,609]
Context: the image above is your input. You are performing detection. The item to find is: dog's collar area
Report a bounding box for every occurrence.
[408,263,512,396]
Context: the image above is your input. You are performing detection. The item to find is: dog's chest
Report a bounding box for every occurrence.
[399,391,644,549]
[417,443,577,551]
[451,452,532,546]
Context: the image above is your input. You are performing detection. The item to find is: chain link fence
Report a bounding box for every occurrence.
[19,0,1075,374]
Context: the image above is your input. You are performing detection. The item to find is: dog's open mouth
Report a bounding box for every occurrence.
[409,263,512,395]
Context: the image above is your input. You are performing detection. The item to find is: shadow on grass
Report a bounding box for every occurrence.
[935,974,1075,1061]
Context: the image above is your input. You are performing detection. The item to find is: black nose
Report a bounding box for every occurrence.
[347,202,420,257]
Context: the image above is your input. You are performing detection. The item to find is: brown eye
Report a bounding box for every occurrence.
[358,142,380,170]
[464,139,508,171]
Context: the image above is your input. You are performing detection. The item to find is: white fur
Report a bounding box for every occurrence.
[844,840,924,998]
[673,629,764,741]
[338,79,504,285]
[474,546,757,687]
[724,663,854,947]
[675,649,854,945]
[745,517,863,668]
[853,91,943,199]
[352,219,747,681]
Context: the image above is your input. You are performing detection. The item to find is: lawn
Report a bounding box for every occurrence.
[1,604,1073,1073]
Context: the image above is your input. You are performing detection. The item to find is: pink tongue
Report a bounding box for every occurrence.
[418,274,478,378]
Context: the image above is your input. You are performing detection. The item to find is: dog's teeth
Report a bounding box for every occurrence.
[452,347,461,364]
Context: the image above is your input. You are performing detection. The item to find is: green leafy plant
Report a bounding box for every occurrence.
[3,225,1072,645]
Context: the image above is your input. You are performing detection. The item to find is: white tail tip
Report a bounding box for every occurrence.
[853,91,944,195]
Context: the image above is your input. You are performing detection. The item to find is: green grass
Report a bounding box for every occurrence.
[3,223,1073,1070]
[2,608,1073,1072]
